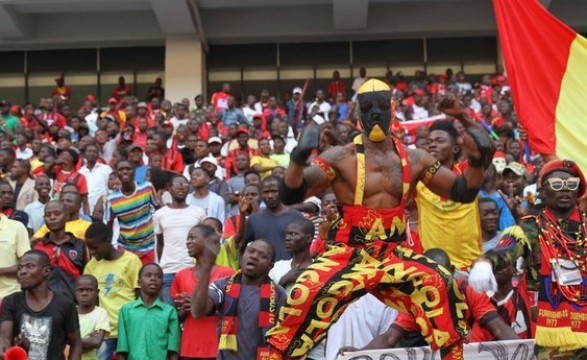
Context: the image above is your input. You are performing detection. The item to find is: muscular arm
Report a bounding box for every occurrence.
[412,148,486,202]
[418,98,495,203]
[282,145,347,204]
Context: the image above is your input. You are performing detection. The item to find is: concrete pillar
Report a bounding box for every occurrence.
[164,34,206,103]
[496,35,505,74]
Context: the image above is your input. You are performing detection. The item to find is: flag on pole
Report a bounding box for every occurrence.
[494,0,587,172]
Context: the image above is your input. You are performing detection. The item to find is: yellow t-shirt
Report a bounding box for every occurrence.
[79,306,111,360]
[415,182,481,270]
[83,251,142,338]
[250,156,280,179]
[0,215,31,298]
[34,218,92,241]
[215,237,239,271]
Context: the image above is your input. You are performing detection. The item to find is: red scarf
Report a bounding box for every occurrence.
[218,272,276,359]
[535,207,587,351]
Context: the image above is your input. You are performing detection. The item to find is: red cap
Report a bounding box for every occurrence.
[493,151,505,159]
[9,105,20,115]
[402,97,415,106]
[87,94,96,102]
[413,89,425,96]
[438,73,448,79]
[162,120,174,127]
[236,128,249,136]
[108,97,118,104]
[539,159,586,197]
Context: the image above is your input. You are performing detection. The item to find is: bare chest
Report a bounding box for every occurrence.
[335,151,405,201]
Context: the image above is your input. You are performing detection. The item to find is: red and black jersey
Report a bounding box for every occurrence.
[470,279,534,341]
[31,233,88,301]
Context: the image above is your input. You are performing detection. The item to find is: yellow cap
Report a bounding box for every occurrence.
[357,78,391,94]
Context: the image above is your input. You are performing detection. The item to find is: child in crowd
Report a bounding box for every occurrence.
[117,263,180,360]
[83,222,142,360]
[170,224,235,359]
[75,275,110,360]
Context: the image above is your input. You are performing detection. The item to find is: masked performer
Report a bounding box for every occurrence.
[266,79,495,360]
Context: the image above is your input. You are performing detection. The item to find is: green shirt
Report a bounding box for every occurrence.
[3,115,19,132]
[116,297,180,359]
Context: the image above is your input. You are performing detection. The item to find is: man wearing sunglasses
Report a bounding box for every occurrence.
[470,159,587,359]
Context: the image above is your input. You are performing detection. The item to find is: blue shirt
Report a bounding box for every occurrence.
[135,165,149,183]
[220,108,248,126]
[479,190,516,232]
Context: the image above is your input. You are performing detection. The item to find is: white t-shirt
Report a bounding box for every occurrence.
[170,116,189,130]
[352,77,367,92]
[78,163,113,214]
[309,101,332,119]
[411,104,429,120]
[186,191,226,224]
[154,205,206,273]
[243,105,261,124]
[269,259,294,292]
[15,147,33,160]
[322,294,398,360]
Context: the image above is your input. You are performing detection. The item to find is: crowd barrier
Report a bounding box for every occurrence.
[337,339,536,360]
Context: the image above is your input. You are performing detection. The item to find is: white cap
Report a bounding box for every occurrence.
[312,114,325,125]
[208,136,222,144]
[293,87,302,94]
[199,155,218,167]
[304,196,322,213]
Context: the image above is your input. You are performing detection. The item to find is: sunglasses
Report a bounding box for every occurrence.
[545,177,581,192]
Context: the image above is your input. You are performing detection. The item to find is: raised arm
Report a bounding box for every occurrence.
[414,98,495,203]
[280,125,346,205]
[190,234,219,318]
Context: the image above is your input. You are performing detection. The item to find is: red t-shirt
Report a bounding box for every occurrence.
[470,280,534,342]
[133,132,148,151]
[39,111,66,128]
[112,86,132,100]
[394,279,497,333]
[211,92,230,112]
[170,265,235,358]
[327,81,347,101]
[159,147,184,173]
[53,169,88,196]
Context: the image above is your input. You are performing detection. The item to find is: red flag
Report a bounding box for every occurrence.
[494,0,587,171]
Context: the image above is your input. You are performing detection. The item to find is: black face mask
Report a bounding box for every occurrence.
[357,90,393,142]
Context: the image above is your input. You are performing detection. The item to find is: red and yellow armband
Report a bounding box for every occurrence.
[312,157,337,181]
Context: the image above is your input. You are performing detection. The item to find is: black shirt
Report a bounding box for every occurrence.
[0,291,79,360]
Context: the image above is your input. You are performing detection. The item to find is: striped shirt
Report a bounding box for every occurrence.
[104,182,159,255]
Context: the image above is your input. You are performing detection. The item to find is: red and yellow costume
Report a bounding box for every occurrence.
[266,135,468,359]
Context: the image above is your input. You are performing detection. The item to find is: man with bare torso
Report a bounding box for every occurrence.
[266,79,495,360]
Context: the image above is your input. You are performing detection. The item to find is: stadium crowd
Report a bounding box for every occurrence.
[0,67,585,360]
